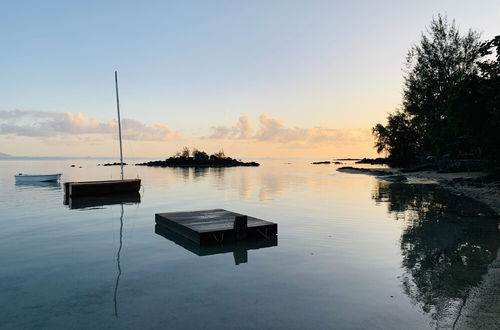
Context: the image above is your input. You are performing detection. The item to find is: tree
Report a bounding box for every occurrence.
[192,149,209,161]
[373,111,419,164]
[403,15,482,155]
[372,15,495,164]
[476,36,500,162]
[210,149,226,159]
[180,147,190,158]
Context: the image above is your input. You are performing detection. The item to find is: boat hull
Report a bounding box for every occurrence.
[15,174,62,182]
[64,179,141,197]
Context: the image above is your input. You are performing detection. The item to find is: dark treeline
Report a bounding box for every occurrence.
[373,15,500,167]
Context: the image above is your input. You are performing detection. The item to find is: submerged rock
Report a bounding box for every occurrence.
[337,166,394,176]
[337,167,406,182]
[380,174,408,182]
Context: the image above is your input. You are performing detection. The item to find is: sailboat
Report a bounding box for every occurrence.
[64,71,141,197]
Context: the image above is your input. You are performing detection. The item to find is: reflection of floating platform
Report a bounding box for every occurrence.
[155,209,277,245]
[155,225,277,264]
[64,192,141,209]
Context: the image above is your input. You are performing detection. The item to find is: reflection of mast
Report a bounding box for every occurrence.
[114,204,124,317]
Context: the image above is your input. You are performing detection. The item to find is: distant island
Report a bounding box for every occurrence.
[136,148,259,167]
[0,152,12,158]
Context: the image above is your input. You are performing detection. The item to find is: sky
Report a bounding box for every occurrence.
[1,0,499,158]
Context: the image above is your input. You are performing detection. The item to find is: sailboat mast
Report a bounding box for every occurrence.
[115,71,124,180]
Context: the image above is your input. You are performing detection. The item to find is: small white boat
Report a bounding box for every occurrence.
[15,173,62,182]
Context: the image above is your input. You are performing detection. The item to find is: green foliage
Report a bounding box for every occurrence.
[373,15,500,165]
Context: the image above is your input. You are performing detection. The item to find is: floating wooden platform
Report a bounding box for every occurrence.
[155,209,277,245]
[64,179,141,197]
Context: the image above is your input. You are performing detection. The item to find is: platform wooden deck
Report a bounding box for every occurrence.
[155,209,277,245]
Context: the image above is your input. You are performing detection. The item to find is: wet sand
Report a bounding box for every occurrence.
[455,252,500,329]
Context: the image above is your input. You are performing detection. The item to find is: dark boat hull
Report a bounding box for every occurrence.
[64,179,141,197]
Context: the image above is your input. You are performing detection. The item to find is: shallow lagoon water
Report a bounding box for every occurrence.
[0,159,498,329]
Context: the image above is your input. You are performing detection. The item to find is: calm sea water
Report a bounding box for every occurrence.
[0,159,498,329]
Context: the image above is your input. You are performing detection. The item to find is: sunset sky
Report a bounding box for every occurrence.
[1,0,499,158]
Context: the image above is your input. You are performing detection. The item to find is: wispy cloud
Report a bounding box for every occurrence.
[0,109,178,141]
[207,114,371,145]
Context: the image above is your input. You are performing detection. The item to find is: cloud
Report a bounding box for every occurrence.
[1,110,371,148]
[0,109,178,141]
[0,109,62,120]
[207,113,372,145]
[120,119,177,141]
[208,114,254,139]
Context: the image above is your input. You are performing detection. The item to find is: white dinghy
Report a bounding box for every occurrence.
[15,173,62,182]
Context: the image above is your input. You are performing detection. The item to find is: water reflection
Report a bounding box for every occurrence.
[207,167,286,201]
[155,225,278,265]
[160,163,343,202]
[176,167,191,181]
[114,204,124,317]
[193,167,209,181]
[15,181,61,190]
[64,192,141,209]
[62,193,138,316]
[373,182,500,327]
